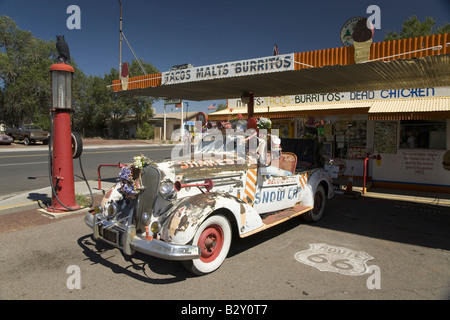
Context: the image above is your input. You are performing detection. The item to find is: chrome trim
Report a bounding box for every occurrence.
[131,237,200,261]
[84,212,94,228]
[85,212,200,261]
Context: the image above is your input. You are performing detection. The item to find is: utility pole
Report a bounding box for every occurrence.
[118,0,123,75]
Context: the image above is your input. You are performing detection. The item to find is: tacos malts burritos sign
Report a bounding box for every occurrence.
[162,53,294,85]
[228,87,450,108]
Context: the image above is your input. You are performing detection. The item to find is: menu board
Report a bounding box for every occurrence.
[374,122,397,154]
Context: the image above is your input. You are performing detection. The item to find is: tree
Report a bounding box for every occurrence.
[72,59,159,139]
[96,60,158,139]
[0,15,57,127]
[216,103,227,112]
[384,16,450,41]
[0,16,159,138]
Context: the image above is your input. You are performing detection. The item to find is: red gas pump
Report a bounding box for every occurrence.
[46,63,80,213]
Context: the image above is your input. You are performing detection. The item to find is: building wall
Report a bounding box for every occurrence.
[371,119,450,191]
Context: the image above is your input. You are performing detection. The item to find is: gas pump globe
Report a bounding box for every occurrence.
[51,64,73,109]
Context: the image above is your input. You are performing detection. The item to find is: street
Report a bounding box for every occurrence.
[0,144,174,200]
[1,191,449,302]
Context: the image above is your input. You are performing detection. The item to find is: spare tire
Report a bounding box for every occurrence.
[71,131,83,159]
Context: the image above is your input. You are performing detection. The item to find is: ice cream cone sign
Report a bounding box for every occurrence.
[121,62,129,90]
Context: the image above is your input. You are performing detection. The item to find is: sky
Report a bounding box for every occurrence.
[1,0,449,114]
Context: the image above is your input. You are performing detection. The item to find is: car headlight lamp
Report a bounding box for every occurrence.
[159,180,176,200]
[94,205,102,214]
[106,202,118,218]
[141,212,151,226]
[150,221,161,234]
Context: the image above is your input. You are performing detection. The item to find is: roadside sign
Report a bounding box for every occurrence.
[164,99,182,105]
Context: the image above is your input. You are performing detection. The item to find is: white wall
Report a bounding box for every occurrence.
[372,119,450,187]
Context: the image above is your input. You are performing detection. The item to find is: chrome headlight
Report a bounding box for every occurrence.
[141,212,151,226]
[159,180,176,200]
[105,202,118,218]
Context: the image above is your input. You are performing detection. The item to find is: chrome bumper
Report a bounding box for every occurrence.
[84,213,200,261]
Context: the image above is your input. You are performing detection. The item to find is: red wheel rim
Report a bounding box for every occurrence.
[198,224,224,263]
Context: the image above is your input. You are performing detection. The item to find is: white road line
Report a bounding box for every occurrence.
[0,161,48,167]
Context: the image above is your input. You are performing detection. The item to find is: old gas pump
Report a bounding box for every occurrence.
[46,63,80,213]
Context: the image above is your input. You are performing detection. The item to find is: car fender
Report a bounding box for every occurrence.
[306,169,334,204]
[161,192,262,245]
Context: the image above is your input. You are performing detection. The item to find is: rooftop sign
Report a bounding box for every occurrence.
[161,53,294,85]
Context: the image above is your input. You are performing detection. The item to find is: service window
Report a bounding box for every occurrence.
[399,120,446,149]
[333,120,367,159]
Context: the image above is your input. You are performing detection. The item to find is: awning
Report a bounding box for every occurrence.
[368,97,450,120]
[207,96,450,121]
[118,54,450,101]
[208,100,372,120]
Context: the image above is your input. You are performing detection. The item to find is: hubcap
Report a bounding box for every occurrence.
[198,224,224,263]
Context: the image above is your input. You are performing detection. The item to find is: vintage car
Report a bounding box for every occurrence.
[84,125,334,275]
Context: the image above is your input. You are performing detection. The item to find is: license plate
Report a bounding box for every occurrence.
[102,228,119,245]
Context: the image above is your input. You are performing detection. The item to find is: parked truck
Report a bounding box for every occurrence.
[84,123,334,275]
[6,124,50,145]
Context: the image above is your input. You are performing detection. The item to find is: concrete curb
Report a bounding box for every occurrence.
[0,180,115,215]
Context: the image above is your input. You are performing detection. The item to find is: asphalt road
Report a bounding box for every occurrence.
[0,193,449,303]
[0,144,174,200]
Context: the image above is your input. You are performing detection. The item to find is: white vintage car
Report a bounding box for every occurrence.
[84,128,334,275]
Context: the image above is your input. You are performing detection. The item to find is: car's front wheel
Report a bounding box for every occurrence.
[182,214,232,275]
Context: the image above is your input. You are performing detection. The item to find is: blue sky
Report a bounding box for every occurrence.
[1,0,449,114]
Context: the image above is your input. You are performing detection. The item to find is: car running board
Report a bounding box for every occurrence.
[240,205,313,238]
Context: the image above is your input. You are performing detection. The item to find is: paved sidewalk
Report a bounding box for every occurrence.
[0,179,115,215]
[334,177,450,207]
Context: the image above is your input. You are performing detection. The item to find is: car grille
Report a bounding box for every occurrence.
[136,165,160,227]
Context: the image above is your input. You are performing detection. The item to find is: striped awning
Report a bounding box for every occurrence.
[207,97,450,121]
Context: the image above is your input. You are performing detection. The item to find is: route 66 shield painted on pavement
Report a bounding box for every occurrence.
[294,243,374,276]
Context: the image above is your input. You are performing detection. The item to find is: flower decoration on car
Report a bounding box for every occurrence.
[257,117,272,129]
[119,154,150,198]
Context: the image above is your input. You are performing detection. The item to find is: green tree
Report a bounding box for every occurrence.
[0,15,57,127]
[99,59,158,139]
[216,103,227,112]
[72,59,159,139]
[384,16,450,41]
[0,16,159,138]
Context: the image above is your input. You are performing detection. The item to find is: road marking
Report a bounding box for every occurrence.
[294,243,374,276]
[0,200,38,210]
[0,161,48,167]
